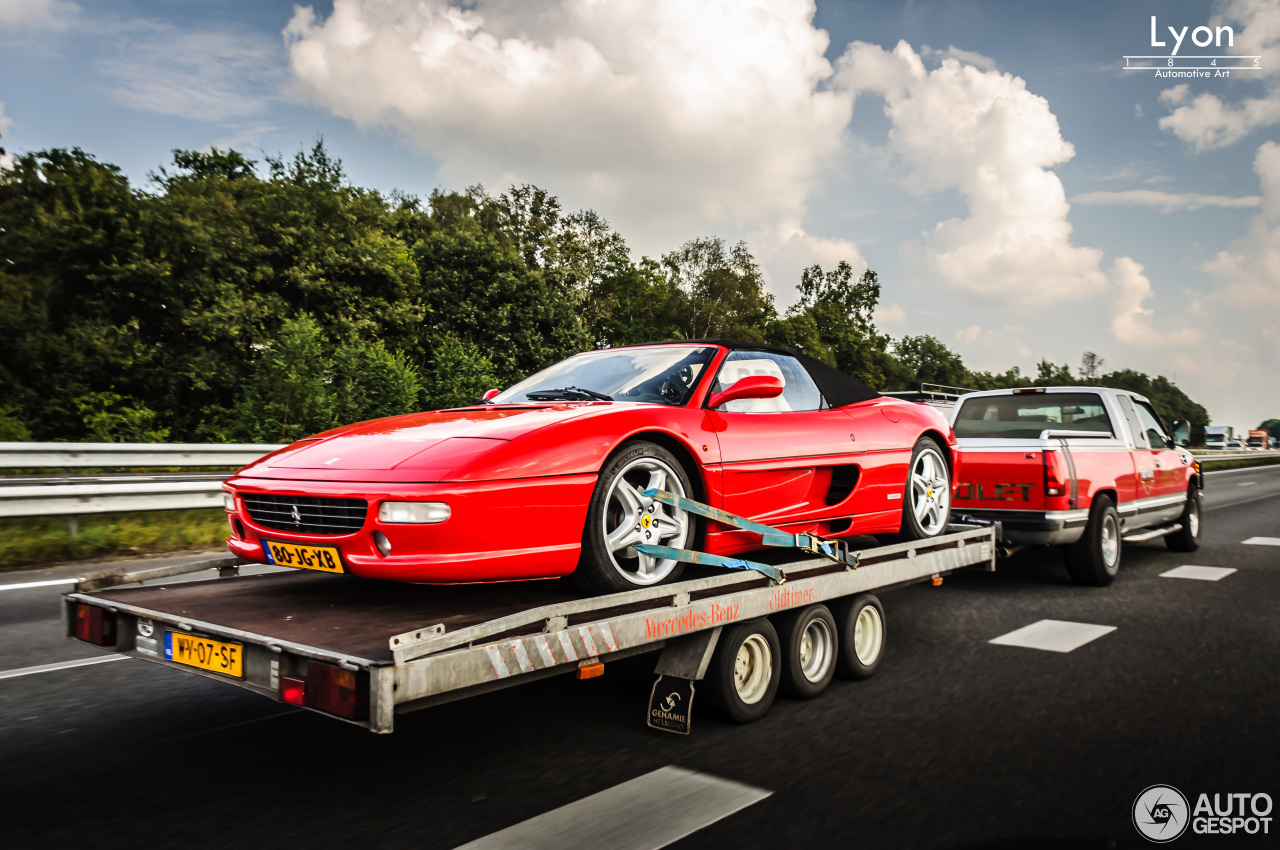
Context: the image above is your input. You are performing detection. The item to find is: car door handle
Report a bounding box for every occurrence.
[1154,460,1162,469]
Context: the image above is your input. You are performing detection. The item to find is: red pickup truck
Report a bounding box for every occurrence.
[947,387,1202,586]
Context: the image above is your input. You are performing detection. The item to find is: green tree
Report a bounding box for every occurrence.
[892,335,969,388]
[421,333,501,409]
[661,237,776,341]
[233,315,335,443]
[331,338,422,425]
[75,392,170,442]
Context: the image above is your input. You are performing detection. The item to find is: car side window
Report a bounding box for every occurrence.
[712,351,824,413]
[1116,396,1148,449]
[1134,401,1171,449]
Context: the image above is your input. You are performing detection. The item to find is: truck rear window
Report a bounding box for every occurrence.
[954,393,1114,439]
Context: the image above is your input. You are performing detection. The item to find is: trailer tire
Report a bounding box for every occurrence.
[877,437,951,544]
[1165,487,1202,552]
[574,441,695,595]
[833,594,886,679]
[1064,495,1121,586]
[702,619,781,723]
[777,604,837,699]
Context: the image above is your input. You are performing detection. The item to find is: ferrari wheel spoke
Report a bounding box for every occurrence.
[615,482,644,514]
[606,522,640,552]
[914,494,931,520]
[646,468,668,494]
[637,552,657,576]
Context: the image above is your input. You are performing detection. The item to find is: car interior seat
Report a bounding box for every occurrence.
[718,359,790,413]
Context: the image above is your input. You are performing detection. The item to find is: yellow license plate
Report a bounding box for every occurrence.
[262,540,344,573]
[165,631,243,678]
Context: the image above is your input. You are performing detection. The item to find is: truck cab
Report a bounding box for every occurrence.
[948,387,1202,586]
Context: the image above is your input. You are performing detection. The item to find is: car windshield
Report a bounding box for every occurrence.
[954,392,1114,439]
[492,346,717,406]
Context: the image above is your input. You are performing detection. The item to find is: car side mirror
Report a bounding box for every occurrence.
[708,375,784,409]
[482,389,501,402]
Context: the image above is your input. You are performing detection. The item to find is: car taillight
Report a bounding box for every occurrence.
[74,604,117,647]
[1044,451,1066,498]
[277,661,368,719]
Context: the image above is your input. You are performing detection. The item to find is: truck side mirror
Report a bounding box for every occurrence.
[482,389,501,402]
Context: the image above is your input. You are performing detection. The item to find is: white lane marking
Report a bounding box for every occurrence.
[0,655,126,680]
[1161,565,1237,581]
[456,766,771,850]
[1237,481,1257,486]
[1244,537,1280,546]
[0,578,77,592]
[989,619,1116,653]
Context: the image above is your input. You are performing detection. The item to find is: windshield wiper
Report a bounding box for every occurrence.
[526,386,613,402]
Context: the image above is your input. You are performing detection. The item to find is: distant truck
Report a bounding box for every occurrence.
[1205,426,1233,450]
[948,387,1201,587]
[1247,429,1270,449]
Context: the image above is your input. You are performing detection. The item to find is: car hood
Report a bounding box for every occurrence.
[243,403,607,475]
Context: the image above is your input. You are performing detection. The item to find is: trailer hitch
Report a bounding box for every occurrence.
[633,489,862,584]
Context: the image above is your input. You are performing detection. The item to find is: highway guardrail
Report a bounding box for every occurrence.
[0,442,284,524]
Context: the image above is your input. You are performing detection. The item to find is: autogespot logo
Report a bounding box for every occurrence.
[1134,785,1190,843]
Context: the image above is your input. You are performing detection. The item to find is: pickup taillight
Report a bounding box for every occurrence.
[1043,451,1067,500]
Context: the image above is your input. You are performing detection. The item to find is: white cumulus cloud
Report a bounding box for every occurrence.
[1071,189,1262,212]
[1108,257,1201,348]
[1158,0,1280,151]
[284,0,855,263]
[0,0,78,28]
[834,40,1107,306]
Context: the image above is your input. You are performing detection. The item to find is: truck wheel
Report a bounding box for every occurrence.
[574,441,696,595]
[1165,487,1203,552]
[702,619,781,723]
[880,437,951,544]
[1064,495,1121,587]
[833,594,886,679]
[777,604,837,699]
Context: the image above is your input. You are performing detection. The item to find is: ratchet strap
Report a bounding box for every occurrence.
[632,489,861,584]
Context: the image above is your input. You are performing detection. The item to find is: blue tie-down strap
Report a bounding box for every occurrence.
[633,543,786,583]
[641,489,860,570]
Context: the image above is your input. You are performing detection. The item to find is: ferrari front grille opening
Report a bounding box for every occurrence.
[241,494,369,536]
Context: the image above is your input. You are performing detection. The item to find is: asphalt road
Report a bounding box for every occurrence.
[2,465,1278,849]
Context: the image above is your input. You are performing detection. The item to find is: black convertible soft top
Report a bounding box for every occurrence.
[637,339,881,409]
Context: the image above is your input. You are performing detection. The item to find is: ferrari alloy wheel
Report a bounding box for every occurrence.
[885,437,952,544]
[575,441,696,594]
[909,444,949,536]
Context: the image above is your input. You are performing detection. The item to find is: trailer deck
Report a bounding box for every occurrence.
[65,525,999,733]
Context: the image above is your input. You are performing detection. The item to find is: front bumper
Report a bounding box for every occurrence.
[223,474,597,582]
[952,508,1088,546]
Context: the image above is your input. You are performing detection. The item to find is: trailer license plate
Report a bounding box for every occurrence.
[165,631,243,678]
[261,540,344,573]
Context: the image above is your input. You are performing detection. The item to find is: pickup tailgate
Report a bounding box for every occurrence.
[954,443,1047,512]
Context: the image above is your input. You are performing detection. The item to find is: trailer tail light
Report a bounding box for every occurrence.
[280,676,307,706]
[74,604,117,647]
[1043,451,1066,498]
[305,661,369,720]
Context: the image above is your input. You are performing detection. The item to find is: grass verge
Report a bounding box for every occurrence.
[0,509,228,572]
[1197,456,1280,472]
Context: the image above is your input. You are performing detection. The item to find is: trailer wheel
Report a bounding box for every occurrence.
[1064,495,1121,586]
[777,604,838,699]
[833,594,886,679]
[703,619,781,723]
[1165,487,1202,552]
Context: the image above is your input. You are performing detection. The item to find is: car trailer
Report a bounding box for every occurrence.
[63,520,1000,735]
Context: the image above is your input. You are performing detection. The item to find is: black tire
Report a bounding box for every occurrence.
[776,604,838,699]
[833,594,886,679]
[1064,495,1121,586]
[573,441,696,595]
[878,437,951,544]
[702,619,781,723]
[1165,487,1203,552]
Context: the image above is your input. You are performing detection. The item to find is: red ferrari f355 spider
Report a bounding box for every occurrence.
[224,341,960,593]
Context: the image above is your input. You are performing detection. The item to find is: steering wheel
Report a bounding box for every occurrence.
[658,365,695,402]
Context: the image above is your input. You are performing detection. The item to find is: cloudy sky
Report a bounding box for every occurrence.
[2,0,1277,430]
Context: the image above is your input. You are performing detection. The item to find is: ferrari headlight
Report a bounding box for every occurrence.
[223,492,236,512]
[378,501,451,524]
